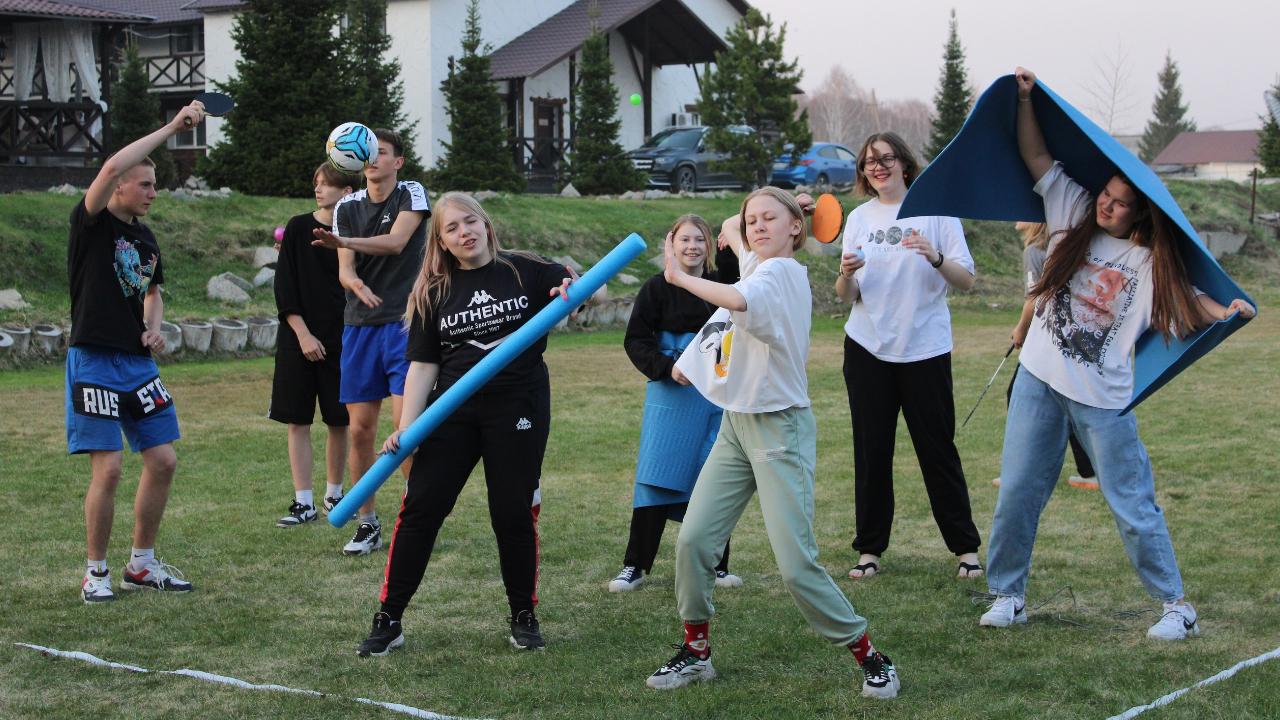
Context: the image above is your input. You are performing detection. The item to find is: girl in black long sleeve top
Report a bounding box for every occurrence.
[609,215,742,592]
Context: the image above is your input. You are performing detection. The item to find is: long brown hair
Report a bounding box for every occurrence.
[739,186,806,252]
[1020,222,1048,249]
[669,214,716,274]
[854,131,921,198]
[404,192,552,323]
[1030,174,1203,342]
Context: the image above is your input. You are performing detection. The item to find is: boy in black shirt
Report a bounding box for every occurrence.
[70,100,205,604]
[312,129,429,556]
[269,163,362,527]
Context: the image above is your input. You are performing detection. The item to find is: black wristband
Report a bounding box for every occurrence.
[931,251,945,269]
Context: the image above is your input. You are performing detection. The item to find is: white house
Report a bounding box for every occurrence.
[189,0,748,187]
[1151,130,1263,182]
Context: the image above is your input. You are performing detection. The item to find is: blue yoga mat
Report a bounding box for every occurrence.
[633,331,722,519]
[900,74,1255,414]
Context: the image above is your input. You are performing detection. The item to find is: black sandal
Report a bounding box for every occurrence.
[957,561,984,578]
[849,561,879,578]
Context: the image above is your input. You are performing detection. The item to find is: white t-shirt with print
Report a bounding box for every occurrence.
[675,254,811,414]
[842,200,975,362]
[1019,162,1163,410]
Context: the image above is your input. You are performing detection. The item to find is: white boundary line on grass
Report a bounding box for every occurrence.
[4,641,496,720]
[1105,645,1280,720]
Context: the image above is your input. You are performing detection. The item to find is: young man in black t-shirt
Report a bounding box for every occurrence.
[69,100,205,604]
[269,163,363,527]
[312,129,429,556]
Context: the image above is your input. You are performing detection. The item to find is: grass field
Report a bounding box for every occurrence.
[1,306,1278,719]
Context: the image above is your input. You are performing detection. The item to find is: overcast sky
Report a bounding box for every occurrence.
[749,0,1280,134]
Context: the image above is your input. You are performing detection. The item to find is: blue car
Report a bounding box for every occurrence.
[769,143,860,188]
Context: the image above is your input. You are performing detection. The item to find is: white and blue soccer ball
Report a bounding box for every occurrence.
[326,122,377,173]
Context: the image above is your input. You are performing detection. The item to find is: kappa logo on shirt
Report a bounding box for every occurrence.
[468,290,498,307]
[516,417,531,430]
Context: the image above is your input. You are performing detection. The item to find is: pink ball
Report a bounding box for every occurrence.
[274,227,285,242]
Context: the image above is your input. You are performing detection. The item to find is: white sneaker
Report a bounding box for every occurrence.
[1148,602,1199,640]
[343,522,383,556]
[82,569,115,604]
[980,596,1027,627]
[609,565,645,592]
[714,570,743,588]
[860,652,901,699]
[646,644,716,690]
[323,495,343,514]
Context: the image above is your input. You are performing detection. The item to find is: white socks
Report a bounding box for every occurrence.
[326,483,344,499]
[88,559,107,575]
[296,489,314,507]
[128,547,155,573]
[358,511,378,526]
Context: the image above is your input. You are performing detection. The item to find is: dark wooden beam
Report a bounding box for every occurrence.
[642,10,651,140]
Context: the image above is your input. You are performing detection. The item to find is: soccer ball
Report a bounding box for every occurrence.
[326,122,377,173]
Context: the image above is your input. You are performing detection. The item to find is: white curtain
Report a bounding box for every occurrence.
[65,22,101,104]
[39,21,74,102]
[13,23,39,101]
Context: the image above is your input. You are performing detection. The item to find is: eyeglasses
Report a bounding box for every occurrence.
[861,154,897,171]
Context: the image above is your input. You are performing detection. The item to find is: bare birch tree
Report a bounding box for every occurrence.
[1082,39,1141,134]
[802,65,934,159]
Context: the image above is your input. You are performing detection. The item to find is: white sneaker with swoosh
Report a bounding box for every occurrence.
[1148,602,1199,640]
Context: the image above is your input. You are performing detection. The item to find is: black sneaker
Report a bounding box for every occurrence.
[277,502,317,527]
[646,643,716,689]
[859,652,900,699]
[356,612,404,657]
[609,565,645,592]
[509,609,546,650]
[343,522,382,556]
[323,495,343,513]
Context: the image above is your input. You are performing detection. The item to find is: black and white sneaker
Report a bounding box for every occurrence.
[979,596,1027,627]
[609,565,645,592]
[509,609,546,650]
[356,612,404,657]
[860,652,901,699]
[646,643,716,690]
[714,570,743,588]
[120,560,193,593]
[277,502,317,527]
[82,569,115,604]
[323,495,343,514]
[343,522,382,556]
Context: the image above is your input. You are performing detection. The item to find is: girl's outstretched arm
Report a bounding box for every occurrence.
[665,233,746,311]
[1014,67,1055,183]
[1197,295,1257,323]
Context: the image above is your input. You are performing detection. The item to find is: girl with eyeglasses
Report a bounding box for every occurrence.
[836,131,984,581]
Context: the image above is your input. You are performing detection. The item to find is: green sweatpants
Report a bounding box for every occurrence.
[674,406,868,646]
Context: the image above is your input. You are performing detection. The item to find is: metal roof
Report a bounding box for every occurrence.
[88,0,199,23]
[1152,130,1261,165]
[0,0,154,21]
[489,0,746,80]
[181,0,240,12]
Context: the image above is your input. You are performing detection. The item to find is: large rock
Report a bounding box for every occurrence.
[207,274,251,302]
[185,175,211,191]
[649,253,666,270]
[552,255,584,273]
[1201,231,1247,259]
[0,288,30,310]
[644,189,669,200]
[803,236,841,258]
[617,273,640,285]
[47,183,80,195]
[474,190,500,201]
[254,268,276,288]
[619,190,643,200]
[252,246,279,268]
[696,191,717,199]
[560,183,582,198]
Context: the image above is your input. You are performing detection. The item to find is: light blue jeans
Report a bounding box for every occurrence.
[986,368,1184,603]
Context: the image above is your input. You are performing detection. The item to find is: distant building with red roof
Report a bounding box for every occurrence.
[1152,130,1261,182]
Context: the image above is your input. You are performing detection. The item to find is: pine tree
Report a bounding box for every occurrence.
[1256,79,1280,178]
[202,0,350,197]
[431,0,526,192]
[1138,52,1196,163]
[697,8,810,188]
[111,43,175,189]
[566,5,645,194]
[342,0,424,181]
[923,8,974,161]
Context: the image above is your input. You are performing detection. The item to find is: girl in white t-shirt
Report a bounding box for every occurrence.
[836,131,984,581]
[643,187,900,700]
[981,68,1256,640]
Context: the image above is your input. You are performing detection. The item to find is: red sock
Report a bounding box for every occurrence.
[848,632,874,663]
[684,622,710,659]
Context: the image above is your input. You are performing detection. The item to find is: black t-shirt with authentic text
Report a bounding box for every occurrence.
[405,253,572,392]
[67,199,164,356]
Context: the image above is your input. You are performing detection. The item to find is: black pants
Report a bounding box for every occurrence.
[622,504,729,574]
[843,337,981,556]
[1006,364,1095,477]
[380,380,550,620]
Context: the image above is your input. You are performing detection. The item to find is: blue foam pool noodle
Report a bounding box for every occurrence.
[329,233,648,527]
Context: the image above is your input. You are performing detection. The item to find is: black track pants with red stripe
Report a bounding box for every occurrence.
[379,379,549,620]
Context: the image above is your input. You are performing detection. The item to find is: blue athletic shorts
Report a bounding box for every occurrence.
[340,323,409,403]
[65,346,181,454]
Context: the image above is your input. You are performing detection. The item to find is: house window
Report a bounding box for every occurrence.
[166,108,206,148]
[171,24,204,55]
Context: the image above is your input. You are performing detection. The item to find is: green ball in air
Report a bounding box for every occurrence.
[629,94,642,106]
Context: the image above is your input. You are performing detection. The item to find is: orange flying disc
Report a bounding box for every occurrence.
[812,193,844,243]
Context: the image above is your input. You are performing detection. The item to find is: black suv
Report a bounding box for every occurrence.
[627,125,752,192]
